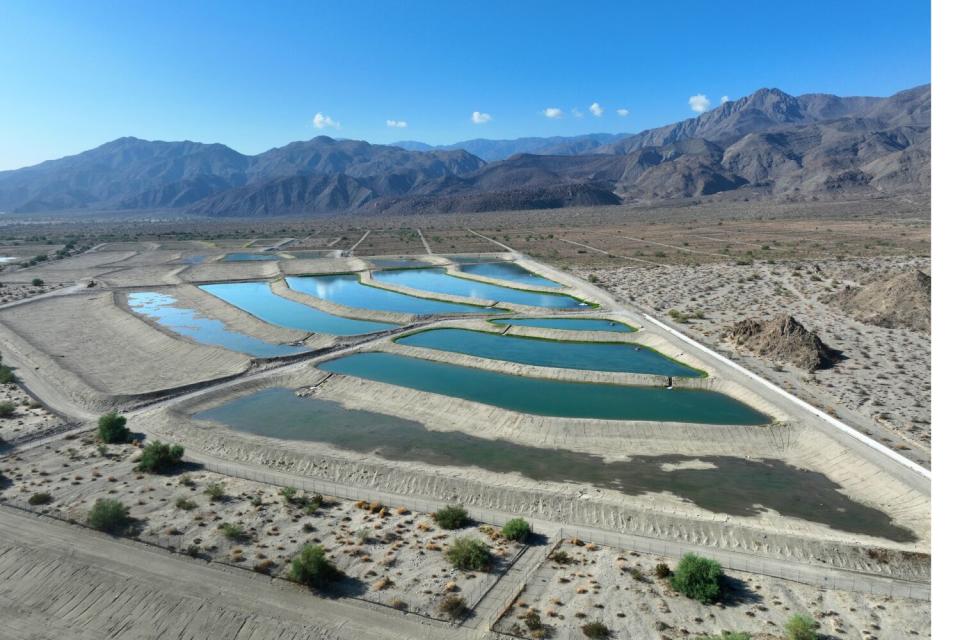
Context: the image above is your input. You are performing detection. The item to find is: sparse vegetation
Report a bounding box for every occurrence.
[784,614,819,640]
[670,553,724,603]
[0,401,16,418]
[437,594,467,619]
[218,522,247,542]
[0,365,17,385]
[288,544,341,589]
[97,411,129,443]
[445,536,491,571]
[175,497,197,510]
[204,481,226,501]
[581,620,611,638]
[87,498,131,534]
[434,504,469,529]
[654,562,671,578]
[135,441,184,473]
[28,492,52,505]
[501,517,531,542]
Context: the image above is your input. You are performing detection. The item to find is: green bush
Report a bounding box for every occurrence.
[219,522,247,542]
[97,411,129,443]
[31,278,44,287]
[434,504,469,529]
[785,614,819,640]
[0,401,15,418]
[670,553,724,603]
[437,594,467,619]
[175,497,197,510]
[204,481,226,501]
[706,633,751,640]
[581,621,611,638]
[88,498,131,534]
[445,536,491,571]
[0,365,17,385]
[28,492,53,506]
[501,518,531,542]
[135,441,184,473]
[288,544,341,588]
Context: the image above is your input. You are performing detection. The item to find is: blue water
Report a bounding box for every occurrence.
[459,262,562,288]
[369,258,432,269]
[199,282,397,335]
[319,352,769,425]
[396,329,701,377]
[373,268,585,308]
[286,274,489,315]
[490,317,636,332]
[128,291,307,358]
[223,252,277,262]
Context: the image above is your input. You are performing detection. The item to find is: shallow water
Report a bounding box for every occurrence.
[368,258,432,269]
[196,387,915,542]
[128,291,307,358]
[286,274,489,315]
[319,352,767,424]
[199,282,396,335]
[490,317,635,332]
[458,262,562,288]
[397,329,701,377]
[222,252,277,262]
[373,268,584,308]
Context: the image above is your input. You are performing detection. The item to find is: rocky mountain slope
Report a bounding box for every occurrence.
[0,84,930,216]
[392,133,631,161]
[725,315,843,372]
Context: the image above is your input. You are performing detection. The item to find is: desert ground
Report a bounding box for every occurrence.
[0,196,931,638]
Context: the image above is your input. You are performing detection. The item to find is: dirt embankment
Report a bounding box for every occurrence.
[725,314,841,372]
[827,270,930,333]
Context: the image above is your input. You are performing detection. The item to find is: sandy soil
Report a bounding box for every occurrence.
[0,281,69,304]
[495,539,929,639]
[0,434,524,618]
[0,381,61,443]
[574,256,931,461]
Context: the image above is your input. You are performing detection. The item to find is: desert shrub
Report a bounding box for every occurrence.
[87,498,131,534]
[550,550,573,564]
[785,614,819,640]
[136,441,184,472]
[523,609,543,630]
[434,504,469,529]
[670,553,724,603]
[205,481,226,501]
[175,497,197,510]
[654,562,671,578]
[501,517,531,542]
[0,401,16,418]
[31,278,44,287]
[437,594,467,619]
[219,522,247,542]
[706,633,751,640]
[288,544,341,588]
[581,621,610,638]
[446,536,491,571]
[280,486,298,503]
[97,411,129,443]
[28,492,52,506]
[0,365,17,385]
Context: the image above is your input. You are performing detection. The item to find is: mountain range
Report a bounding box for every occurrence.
[0,84,930,217]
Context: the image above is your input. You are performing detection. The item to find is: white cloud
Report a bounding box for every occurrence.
[386,119,408,128]
[312,112,340,129]
[471,111,492,124]
[571,107,584,118]
[720,95,730,104]
[589,102,603,117]
[688,94,710,113]
[616,108,629,117]
[543,107,563,119]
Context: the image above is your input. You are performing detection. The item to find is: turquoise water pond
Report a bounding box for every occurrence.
[373,268,584,308]
[458,262,562,288]
[286,274,489,315]
[368,258,432,269]
[319,352,768,424]
[196,387,914,542]
[222,252,277,262]
[396,329,701,377]
[490,317,635,333]
[199,282,396,335]
[128,291,307,358]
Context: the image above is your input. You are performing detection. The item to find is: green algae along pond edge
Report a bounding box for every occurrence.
[318,352,767,425]
[194,387,916,543]
[394,327,706,378]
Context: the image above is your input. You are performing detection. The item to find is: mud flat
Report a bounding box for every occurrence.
[0,291,250,411]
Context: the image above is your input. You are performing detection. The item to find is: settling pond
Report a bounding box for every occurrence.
[195,387,915,542]
[396,328,702,377]
[490,317,635,332]
[128,291,307,358]
[457,262,561,288]
[286,274,490,315]
[372,268,584,308]
[222,252,278,262]
[199,282,396,335]
[319,352,766,425]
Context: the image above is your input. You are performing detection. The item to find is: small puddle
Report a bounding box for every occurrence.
[319,352,767,424]
[396,328,702,377]
[199,282,396,335]
[373,268,585,308]
[286,274,490,315]
[196,388,915,542]
[490,317,635,332]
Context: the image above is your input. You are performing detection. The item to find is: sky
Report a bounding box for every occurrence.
[0,0,931,170]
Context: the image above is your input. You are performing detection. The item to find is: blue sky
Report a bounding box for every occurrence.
[0,0,930,170]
